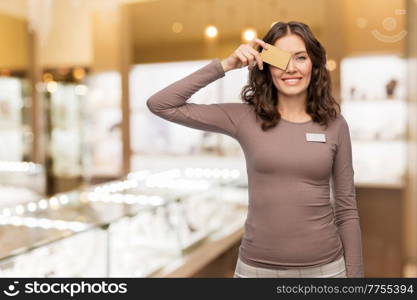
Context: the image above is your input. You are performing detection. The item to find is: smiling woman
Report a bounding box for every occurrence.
[241,21,340,131]
[146,20,364,278]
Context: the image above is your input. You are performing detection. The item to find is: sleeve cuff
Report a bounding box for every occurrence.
[211,58,226,78]
[346,264,365,278]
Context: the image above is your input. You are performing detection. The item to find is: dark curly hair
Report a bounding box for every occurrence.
[241,21,340,130]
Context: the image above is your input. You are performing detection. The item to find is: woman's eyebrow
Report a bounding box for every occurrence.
[293,51,307,55]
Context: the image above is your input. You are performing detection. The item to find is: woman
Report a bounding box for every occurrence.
[146,21,364,278]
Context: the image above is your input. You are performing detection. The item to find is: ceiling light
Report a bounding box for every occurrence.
[242,28,257,42]
[205,25,218,38]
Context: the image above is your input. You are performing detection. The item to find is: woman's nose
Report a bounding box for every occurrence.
[286,57,296,72]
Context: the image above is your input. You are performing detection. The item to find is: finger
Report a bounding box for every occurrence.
[249,38,269,50]
[240,46,256,66]
[237,48,255,68]
[237,46,254,65]
[235,49,249,66]
[246,46,263,70]
[247,59,255,71]
[255,38,269,49]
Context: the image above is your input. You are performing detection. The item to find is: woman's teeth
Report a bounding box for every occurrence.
[282,78,301,85]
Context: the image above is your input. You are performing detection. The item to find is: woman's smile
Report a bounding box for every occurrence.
[281,76,303,85]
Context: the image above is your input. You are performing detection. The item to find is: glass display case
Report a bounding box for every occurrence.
[49,82,86,178]
[84,72,122,179]
[340,54,407,187]
[0,76,32,162]
[0,226,107,277]
[129,60,248,168]
[0,167,248,277]
[37,67,122,191]
[0,161,45,208]
[37,69,90,194]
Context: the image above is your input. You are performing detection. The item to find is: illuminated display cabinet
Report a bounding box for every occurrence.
[0,167,248,277]
[340,54,407,188]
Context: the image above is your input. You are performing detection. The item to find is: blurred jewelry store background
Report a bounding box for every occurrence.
[0,0,416,277]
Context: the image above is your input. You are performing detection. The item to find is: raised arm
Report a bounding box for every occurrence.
[146,38,269,139]
[146,58,247,139]
[332,116,364,278]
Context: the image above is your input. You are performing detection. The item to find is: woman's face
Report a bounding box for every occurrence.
[269,34,313,97]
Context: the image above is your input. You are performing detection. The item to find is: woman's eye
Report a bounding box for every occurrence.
[296,56,307,61]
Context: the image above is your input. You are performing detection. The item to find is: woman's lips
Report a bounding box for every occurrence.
[281,77,302,85]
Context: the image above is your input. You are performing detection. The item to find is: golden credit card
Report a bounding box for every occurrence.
[260,43,292,70]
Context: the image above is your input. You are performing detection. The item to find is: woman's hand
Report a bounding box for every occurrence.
[221,38,269,72]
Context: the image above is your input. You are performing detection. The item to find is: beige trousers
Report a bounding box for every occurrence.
[233,256,347,278]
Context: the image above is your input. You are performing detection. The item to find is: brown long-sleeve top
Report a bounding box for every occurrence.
[146,58,364,277]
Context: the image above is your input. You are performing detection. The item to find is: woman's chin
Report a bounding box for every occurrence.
[278,88,307,97]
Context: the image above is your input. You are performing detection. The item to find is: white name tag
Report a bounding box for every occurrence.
[306,133,326,143]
